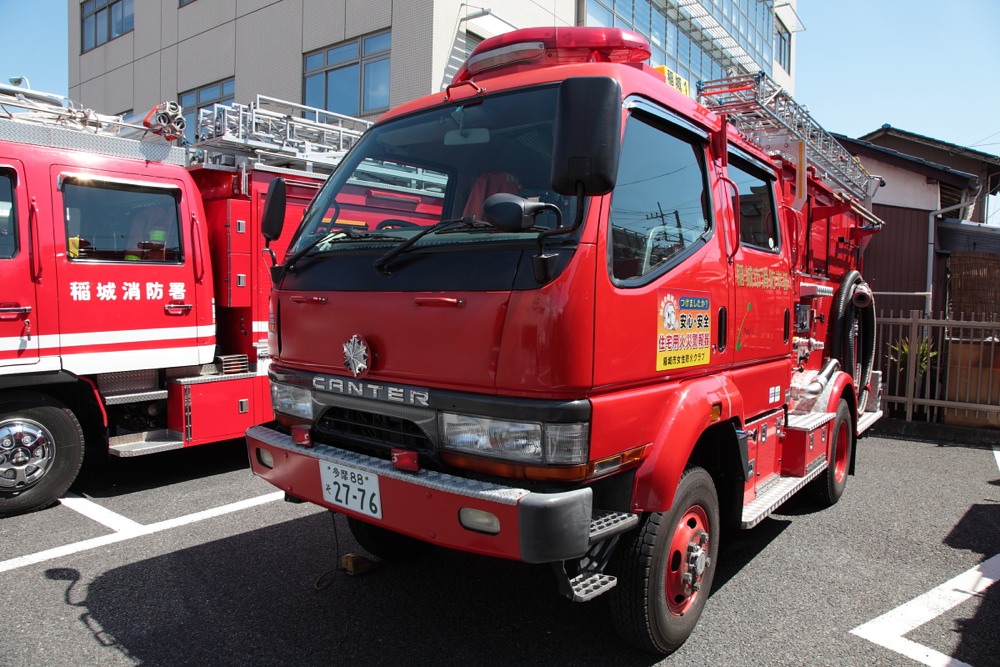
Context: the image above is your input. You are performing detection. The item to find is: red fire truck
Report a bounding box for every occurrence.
[246,27,884,654]
[0,83,371,517]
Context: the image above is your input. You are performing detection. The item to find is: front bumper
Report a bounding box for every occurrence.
[246,424,595,563]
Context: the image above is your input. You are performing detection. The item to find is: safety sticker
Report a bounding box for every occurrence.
[657,291,712,371]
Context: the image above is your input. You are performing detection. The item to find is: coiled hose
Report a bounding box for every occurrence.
[829,270,877,409]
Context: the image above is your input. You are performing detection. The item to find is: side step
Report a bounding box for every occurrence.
[858,409,883,435]
[108,429,185,457]
[589,510,639,543]
[741,459,828,529]
[566,572,618,601]
[557,510,640,602]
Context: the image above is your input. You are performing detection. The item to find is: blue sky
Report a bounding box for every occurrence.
[0,0,997,216]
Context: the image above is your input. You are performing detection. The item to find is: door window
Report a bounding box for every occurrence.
[61,181,182,262]
[729,157,779,252]
[609,113,711,284]
[0,172,16,259]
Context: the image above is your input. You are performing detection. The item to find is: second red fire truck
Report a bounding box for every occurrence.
[0,84,370,517]
[247,26,884,654]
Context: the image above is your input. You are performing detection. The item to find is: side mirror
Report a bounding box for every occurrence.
[483,193,561,232]
[550,77,622,196]
[261,177,287,242]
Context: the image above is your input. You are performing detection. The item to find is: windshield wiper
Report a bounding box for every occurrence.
[283,227,361,275]
[374,216,479,275]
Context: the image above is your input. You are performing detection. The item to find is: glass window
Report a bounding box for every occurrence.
[179,78,235,144]
[609,113,711,282]
[62,181,182,263]
[728,157,779,252]
[0,173,17,259]
[81,0,133,52]
[775,18,791,73]
[326,65,360,117]
[587,0,613,27]
[304,31,391,117]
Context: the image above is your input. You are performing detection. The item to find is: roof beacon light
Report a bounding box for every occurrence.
[453,27,651,83]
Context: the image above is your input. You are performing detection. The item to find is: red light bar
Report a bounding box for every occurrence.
[453,26,651,82]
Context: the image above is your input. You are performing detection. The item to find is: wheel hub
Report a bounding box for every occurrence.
[665,506,712,615]
[0,420,54,490]
[682,532,710,593]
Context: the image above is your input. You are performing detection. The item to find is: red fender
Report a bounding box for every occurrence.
[630,373,744,513]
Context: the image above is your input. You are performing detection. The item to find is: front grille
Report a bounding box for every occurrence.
[315,406,432,454]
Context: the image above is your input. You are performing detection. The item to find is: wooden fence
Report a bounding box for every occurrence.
[877,310,1000,425]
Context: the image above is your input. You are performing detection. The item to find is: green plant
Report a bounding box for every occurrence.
[888,337,938,377]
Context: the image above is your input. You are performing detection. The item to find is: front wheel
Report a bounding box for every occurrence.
[0,392,85,517]
[609,467,720,655]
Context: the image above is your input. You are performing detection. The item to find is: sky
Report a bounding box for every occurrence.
[0,0,997,216]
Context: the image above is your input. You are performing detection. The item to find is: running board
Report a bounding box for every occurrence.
[109,429,185,457]
[857,409,883,435]
[741,460,828,529]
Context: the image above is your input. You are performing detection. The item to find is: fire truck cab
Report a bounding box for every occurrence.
[247,27,883,654]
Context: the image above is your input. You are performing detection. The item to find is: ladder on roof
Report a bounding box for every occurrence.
[193,96,372,171]
[0,82,145,138]
[697,71,873,203]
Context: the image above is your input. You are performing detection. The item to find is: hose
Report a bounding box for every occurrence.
[830,271,877,409]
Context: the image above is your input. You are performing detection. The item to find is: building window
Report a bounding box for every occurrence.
[775,19,791,73]
[179,0,198,6]
[304,32,391,118]
[179,79,235,144]
[81,0,134,53]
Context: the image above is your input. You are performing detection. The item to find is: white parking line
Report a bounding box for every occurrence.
[0,491,283,574]
[851,446,1000,666]
[59,493,144,532]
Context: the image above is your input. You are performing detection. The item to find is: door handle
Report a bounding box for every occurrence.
[164,302,194,315]
[0,304,31,320]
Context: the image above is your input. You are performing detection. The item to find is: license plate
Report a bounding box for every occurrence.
[319,461,383,519]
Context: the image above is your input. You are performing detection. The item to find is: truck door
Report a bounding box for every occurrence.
[54,171,207,375]
[725,151,793,483]
[0,160,39,369]
[594,106,729,390]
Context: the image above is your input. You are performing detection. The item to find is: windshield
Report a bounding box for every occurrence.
[286,86,576,258]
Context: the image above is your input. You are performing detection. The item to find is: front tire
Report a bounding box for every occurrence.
[0,392,85,517]
[610,467,720,655]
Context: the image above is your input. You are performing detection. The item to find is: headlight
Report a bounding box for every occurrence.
[440,413,588,465]
[270,382,314,420]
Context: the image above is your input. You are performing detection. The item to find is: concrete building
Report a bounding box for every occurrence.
[69,0,800,141]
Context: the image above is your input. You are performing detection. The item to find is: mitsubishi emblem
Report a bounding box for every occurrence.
[343,334,370,378]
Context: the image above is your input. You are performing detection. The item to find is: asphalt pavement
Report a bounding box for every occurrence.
[2,422,998,666]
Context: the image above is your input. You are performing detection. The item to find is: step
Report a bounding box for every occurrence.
[588,510,640,544]
[103,389,169,406]
[108,429,185,457]
[566,572,618,602]
[858,409,883,435]
[786,411,835,431]
[741,459,828,529]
